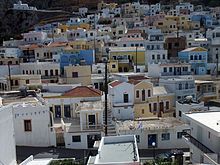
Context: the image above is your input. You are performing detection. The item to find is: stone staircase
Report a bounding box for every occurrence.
[103,102,117,136]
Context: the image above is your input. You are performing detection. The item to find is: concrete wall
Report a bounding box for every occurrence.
[13,103,56,147]
[0,105,17,165]
[117,125,189,149]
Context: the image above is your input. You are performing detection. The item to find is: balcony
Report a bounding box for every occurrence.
[41,75,59,79]
[113,102,133,107]
[161,71,191,76]
[183,132,214,154]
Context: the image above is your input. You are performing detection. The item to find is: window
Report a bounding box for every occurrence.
[136,90,140,98]
[152,55,155,60]
[157,54,160,60]
[153,103,157,112]
[199,55,202,60]
[148,90,151,97]
[177,132,183,139]
[194,55,198,60]
[179,84,182,90]
[45,70,48,76]
[72,135,81,142]
[112,64,116,68]
[55,69,59,76]
[123,93,129,103]
[161,133,170,141]
[162,54,166,59]
[179,111,182,117]
[185,83,188,89]
[26,80,30,84]
[174,42,179,47]
[123,44,126,47]
[118,30,123,34]
[15,80,18,86]
[163,67,167,73]
[169,67,172,72]
[142,90,145,101]
[190,55,193,60]
[24,120,32,132]
[50,69,53,76]
[166,101,169,110]
[142,109,144,114]
[149,103,152,112]
[72,72,78,78]
[208,132,211,139]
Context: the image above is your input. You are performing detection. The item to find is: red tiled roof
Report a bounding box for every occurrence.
[128,79,141,85]
[109,80,123,87]
[63,86,101,97]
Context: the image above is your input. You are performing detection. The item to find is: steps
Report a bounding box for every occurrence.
[102,103,117,136]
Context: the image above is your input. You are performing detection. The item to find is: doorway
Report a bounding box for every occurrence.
[148,134,157,148]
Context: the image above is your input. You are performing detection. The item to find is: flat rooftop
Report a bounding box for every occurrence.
[25,158,52,165]
[95,135,139,164]
[77,101,102,111]
[185,112,220,136]
[117,117,188,131]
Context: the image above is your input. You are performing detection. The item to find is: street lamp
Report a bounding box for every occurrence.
[152,142,156,162]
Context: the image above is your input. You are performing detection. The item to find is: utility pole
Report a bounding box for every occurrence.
[94,12,97,63]
[217,53,219,77]
[104,60,108,136]
[136,46,138,72]
[8,63,12,91]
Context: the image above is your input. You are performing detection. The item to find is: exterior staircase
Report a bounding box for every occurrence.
[103,102,117,136]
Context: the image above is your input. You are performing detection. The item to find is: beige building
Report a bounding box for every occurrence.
[0,74,41,91]
[130,80,175,119]
[62,65,91,86]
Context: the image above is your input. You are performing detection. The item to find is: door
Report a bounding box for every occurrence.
[64,105,71,118]
[159,102,164,113]
[142,90,145,101]
[88,115,96,125]
[148,134,157,148]
[55,105,61,118]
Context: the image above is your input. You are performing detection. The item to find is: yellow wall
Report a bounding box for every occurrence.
[108,61,119,73]
[110,50,146,65]
[64,65,91,86]
[133,81,175,118]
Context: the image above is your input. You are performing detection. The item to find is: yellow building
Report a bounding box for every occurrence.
[130,80,174,119]
[109,47,146,72]
[154,15,195,33]
[63,65,91,86]
[98,1,118,11]
[58,23,90,32]
[108,60,119,73]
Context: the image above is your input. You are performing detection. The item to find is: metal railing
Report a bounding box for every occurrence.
[183,132,214,153]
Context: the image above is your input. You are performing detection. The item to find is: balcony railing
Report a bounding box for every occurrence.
[161,71,191,76]
[183,132,214,154]
[65,124,103,133]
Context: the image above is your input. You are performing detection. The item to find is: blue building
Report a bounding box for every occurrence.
[191,14,213,28]
[60,49,94,74]
[178,47,208,75]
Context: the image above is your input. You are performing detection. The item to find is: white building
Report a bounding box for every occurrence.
[147,49,168,64]
[63,101,103,149]
[159,76,196,102]
[176,2,194,15]
[108,80,134,120]
[12,101,56,147]
[88,135,140,165]
[20,61,60,83]
[148,62,192,78]
[13,1,37,10]
[116,117,190,149]
[0,103,17,165]
[22,31,47,44]
[183,111,220,164]
[79,7,88,16]
[0,46,22,58]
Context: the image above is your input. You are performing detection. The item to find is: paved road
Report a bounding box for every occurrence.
[16,146,189,164]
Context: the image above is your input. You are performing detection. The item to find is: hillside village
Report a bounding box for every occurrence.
[1,0,220,165]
